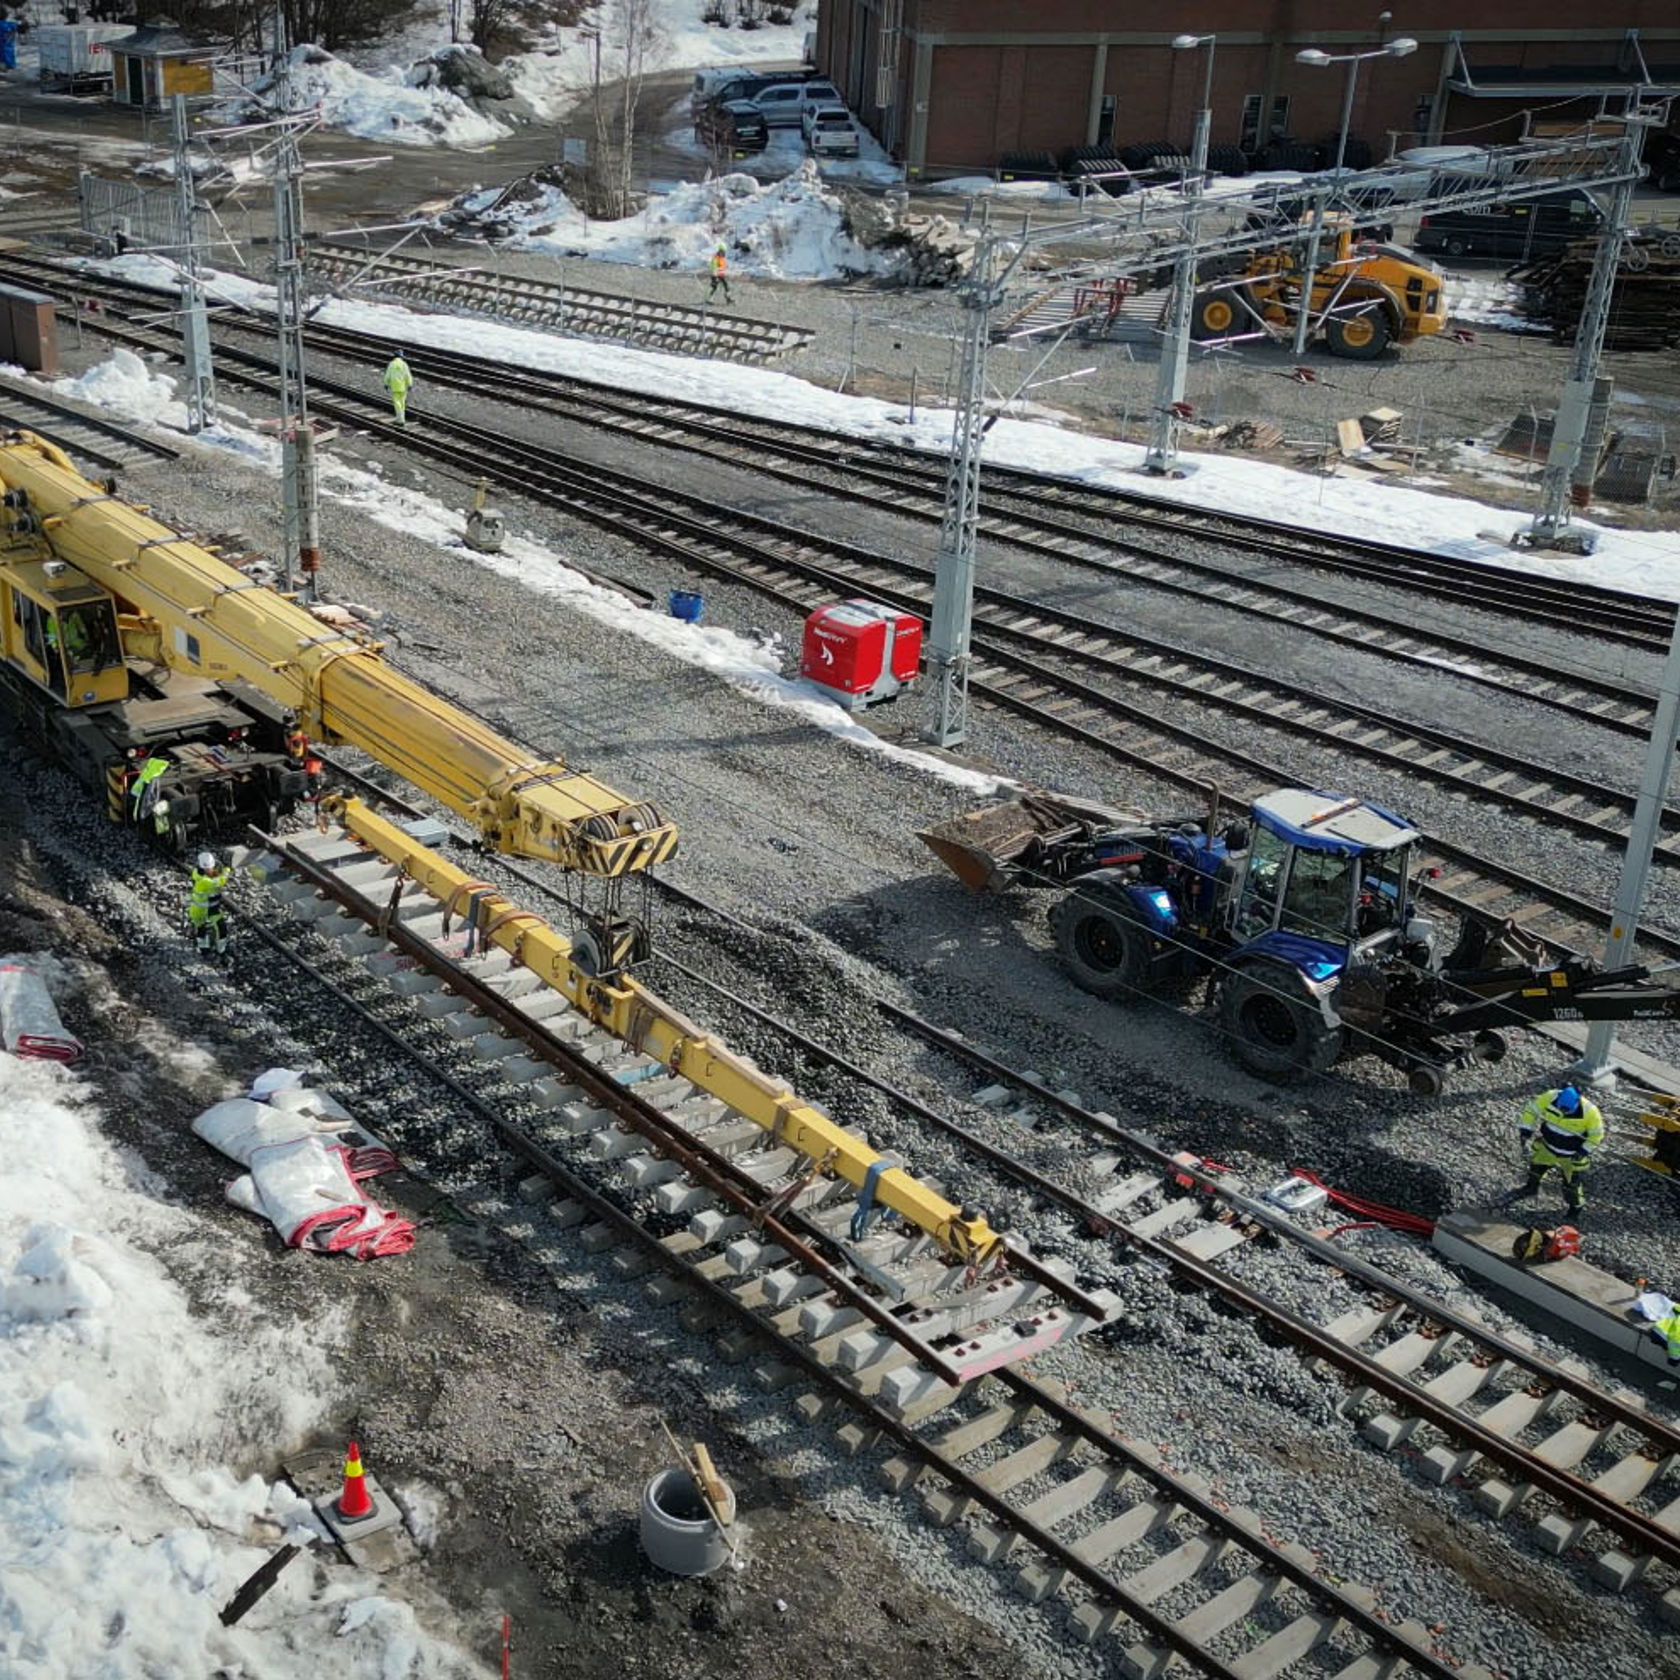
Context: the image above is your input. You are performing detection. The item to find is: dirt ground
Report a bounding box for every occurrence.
[0,788,1029,1680]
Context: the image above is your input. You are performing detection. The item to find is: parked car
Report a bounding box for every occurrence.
[691,68,811,121]
[746,79,842,127]
[802,102,859,158]
[1414,187,1602,261]
[695,99,769,157]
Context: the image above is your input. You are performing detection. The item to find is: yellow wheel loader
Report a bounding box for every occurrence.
[1193,219,1447,360]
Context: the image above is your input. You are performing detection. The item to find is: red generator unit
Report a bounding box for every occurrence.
[800,600,922,711]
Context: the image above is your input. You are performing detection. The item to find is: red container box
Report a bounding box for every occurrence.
[800,600,922,711]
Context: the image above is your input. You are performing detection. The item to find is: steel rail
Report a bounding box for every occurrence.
[18,273,1676,955]
[883,1002,1680,1464]
[10,253,1668,759]
[6,253,1668,661]
[241,809,1474,1679]
[313,747,1680,1509]
[263,820,1109,1338]
[264,827,1004,1384]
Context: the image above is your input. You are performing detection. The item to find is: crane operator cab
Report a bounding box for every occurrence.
[1229,790,1433,971]
[2,560,126,707]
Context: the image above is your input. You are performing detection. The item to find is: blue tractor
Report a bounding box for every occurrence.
[920,787,1680,1093]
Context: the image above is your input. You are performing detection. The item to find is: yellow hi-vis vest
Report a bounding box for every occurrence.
[1519,1089,1604,1163]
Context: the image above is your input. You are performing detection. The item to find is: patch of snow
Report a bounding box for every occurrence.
[1446,272,1546,334]
[52,348,185,427]
[0,1050,482,1677]
[235,43,510,148]
[77,252,1680,598]
[452,160,896,281]
[502,0,811,124]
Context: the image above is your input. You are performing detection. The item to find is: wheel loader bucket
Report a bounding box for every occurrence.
[917,793,1133,893]
[917,801,1048,892]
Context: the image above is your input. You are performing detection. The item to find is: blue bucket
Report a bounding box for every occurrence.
[668,589,704,624]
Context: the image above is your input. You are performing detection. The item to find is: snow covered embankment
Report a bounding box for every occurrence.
[0,1043,480,1676]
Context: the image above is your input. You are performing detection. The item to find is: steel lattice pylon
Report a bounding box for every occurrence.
[925,239,997,748]
[269,35,322,598]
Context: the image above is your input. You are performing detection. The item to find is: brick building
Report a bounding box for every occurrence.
[814,1,1680,177]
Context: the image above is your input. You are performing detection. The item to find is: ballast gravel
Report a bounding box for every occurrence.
[19,391,1680,1680]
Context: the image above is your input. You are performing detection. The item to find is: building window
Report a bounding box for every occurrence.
[1243,93,1291,149]
[1097,94,1116,146]
[1240,94,1262,151]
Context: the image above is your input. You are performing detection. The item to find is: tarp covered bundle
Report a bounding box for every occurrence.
[0,962,83,1063]
[193,1073,413,1260]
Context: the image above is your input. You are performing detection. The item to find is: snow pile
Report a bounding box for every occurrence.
[332,0,809,127]
[447,161,896,281]
[0,1050,481,1676]
[52,348,186,427]
[244,44,510,148]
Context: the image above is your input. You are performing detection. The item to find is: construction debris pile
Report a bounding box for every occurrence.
[1512,236,1680,351]
[838,189,978,287]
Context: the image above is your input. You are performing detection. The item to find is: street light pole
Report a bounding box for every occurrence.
[1291,33,1417,355]
[1144,32,1215,476]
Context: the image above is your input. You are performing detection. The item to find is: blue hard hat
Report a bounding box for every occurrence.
[1554,1085,1582,1115]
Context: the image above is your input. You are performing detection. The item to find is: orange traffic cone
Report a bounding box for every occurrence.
[336,1440,375,1521]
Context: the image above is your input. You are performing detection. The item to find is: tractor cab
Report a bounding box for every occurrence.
[1230,790,1422,969]
[1,558,125,707]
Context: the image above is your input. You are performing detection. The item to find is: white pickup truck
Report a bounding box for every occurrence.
[803,102,860,159]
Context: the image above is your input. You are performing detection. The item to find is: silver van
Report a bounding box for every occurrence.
[748,79,842,127]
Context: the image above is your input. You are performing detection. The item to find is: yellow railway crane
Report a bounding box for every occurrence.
[0,431,676,900]
[1,431,1032,1292]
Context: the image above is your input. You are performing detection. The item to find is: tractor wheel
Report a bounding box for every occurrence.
[1191,290,1240,341]
[1219,962,1344,1081]
[1051,880,1153,1001]
[1407,1064,1446,1098]
[1324,306,1393,360]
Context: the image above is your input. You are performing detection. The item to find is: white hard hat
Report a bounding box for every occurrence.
[196,850,218,873]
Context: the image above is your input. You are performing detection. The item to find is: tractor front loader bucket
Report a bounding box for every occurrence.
[917,792,1149,893]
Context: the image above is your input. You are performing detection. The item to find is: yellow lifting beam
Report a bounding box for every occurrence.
[334,796,1006,1268]
[0,432,677,876]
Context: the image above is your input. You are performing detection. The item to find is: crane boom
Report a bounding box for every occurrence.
[0,433,675,875]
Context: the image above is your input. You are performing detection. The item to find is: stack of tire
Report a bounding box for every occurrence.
[997,150,1059,183]
[1120,140,1191,179]
[1259,138,1324,172]
[1061,144,1131,195]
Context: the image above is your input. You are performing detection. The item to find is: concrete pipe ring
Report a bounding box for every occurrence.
[640,1468,736,1577]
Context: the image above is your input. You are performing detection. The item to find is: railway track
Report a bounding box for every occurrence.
[0,372,181,471]
[10,259,1678,966]
[229,770,1680,1666]
[4,252,1670,702]
[305,235,813,365]
[218,813,1489,1680]
[6,263,1673,981]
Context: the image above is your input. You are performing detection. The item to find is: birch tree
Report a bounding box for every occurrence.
[587,0,661,219]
